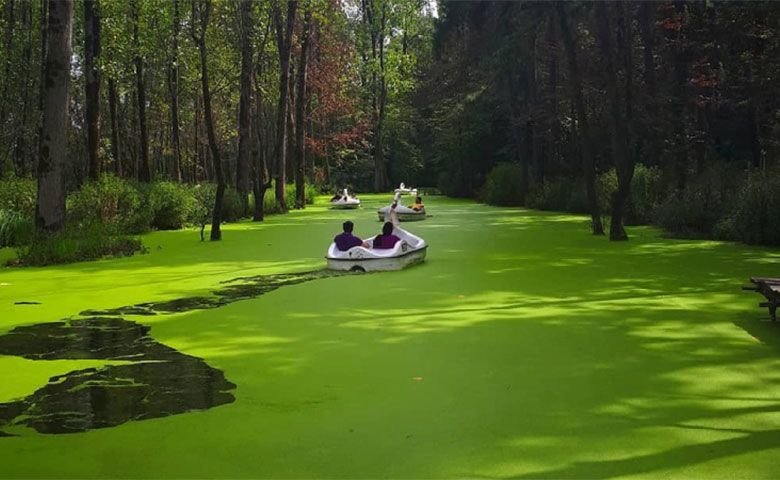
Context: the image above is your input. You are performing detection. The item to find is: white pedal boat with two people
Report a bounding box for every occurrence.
[330,188,361,209]
[377,183,426,221]
[326,227,427,272]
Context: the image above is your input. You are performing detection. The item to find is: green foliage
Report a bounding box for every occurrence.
[0,210,33,248]
[188,183,218,228]
[67,174,148,233]
[481,163,524,206]
[221,188,244,223]
[526,178,589,214]
[148,181,195,230]
[0,177,37,217]
[597,165,664,225]
[253,182,317,215]
[655,163,743,239]
[14,223,145,267]
[727,173,780,245]
[626,165,664,225]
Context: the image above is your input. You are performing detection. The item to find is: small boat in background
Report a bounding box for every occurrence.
[330,188,361,209]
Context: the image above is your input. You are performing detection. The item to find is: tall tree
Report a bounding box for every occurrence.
[108,77,121,175]
[192,0,224,241]
[0,0,16,174]
[273,0,298,212]
[168,0,182,182]
[236,0,253,214]
[131,0,150,182]
[35,0,73,233]
[595,2,634,241]
[84,0,101,180]
[362,0,389,191]
[12,0,33,175]
[556,3,604,235]
[252,17,273,222]
[294,3,312,209]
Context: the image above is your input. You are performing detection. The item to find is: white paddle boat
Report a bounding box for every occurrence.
[330,189,361,209]
[377,183,426,221]
[326,226,427,272]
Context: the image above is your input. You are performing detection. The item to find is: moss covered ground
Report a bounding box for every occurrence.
[1,195,779,478]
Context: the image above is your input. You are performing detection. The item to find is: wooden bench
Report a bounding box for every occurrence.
[743,277,780,321]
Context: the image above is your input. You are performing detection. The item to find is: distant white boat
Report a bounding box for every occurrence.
[330,188,361,209]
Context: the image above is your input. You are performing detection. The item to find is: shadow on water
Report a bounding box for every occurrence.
[81,269,356,316]
[0,318,236,436]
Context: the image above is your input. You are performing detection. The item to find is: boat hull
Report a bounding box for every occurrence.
[326,246,427,272]
[331,202,360,209]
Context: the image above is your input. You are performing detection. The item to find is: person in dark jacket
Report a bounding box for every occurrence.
[334,221,368,251]
[373,222,401,249]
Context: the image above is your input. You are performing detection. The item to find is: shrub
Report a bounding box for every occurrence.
[67,174,148,233]
[221,187,245,222]
[14,223,145,266]
[654,163,741,238]
[0,209,33,248]
[626,164,664,225]
[655,184,729,238]
[253,182,317,214]
[481,163,524,206]
[148,181,194,230]
[728,173,780,246]
[597,164,664,225]
[527,177,589,214]
[0,177,36,217]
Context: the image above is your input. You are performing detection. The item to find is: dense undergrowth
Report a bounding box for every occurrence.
[0,175,316,266]
[478,161,780,246]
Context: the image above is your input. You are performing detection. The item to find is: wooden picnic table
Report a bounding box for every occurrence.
[743,277,780,321]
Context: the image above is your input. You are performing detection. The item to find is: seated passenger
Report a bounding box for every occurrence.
[409,196,425,211]
[331,192,343,202]
[373,222,401,250]
[334,221,368,251]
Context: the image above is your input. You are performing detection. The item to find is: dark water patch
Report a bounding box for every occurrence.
[0,318,235,436]
[0,317,179,361]
[80,269,357,317]
[81,305,157,316]
[14,301,41,305]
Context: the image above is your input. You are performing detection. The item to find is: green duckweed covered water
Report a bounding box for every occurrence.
[1,195,779,478]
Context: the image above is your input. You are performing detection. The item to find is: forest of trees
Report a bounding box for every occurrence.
[419,1,780,243]
[0,0,434,245]
[1,0,780,263]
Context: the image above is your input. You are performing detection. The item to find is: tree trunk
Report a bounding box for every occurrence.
[108,77,121,175]
[0,0,16,173]
[294,5,311,209]
[192,0,224,240]
[236,0,253,216]
[273,1,297,212]
[595,3,634,241]
[638,1,659,166]
[84,0,101,180]
[369,0,389,192]
[35,0,72,233]
[12,0,33,175]
[168,0,182,182]
[556,4,604,235]
[132,0,150,182]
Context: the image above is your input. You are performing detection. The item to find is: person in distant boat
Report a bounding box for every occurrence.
[409,196,424,211]
[373,222,401,250]
[334,220,368,251]
[331,192,343,202]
